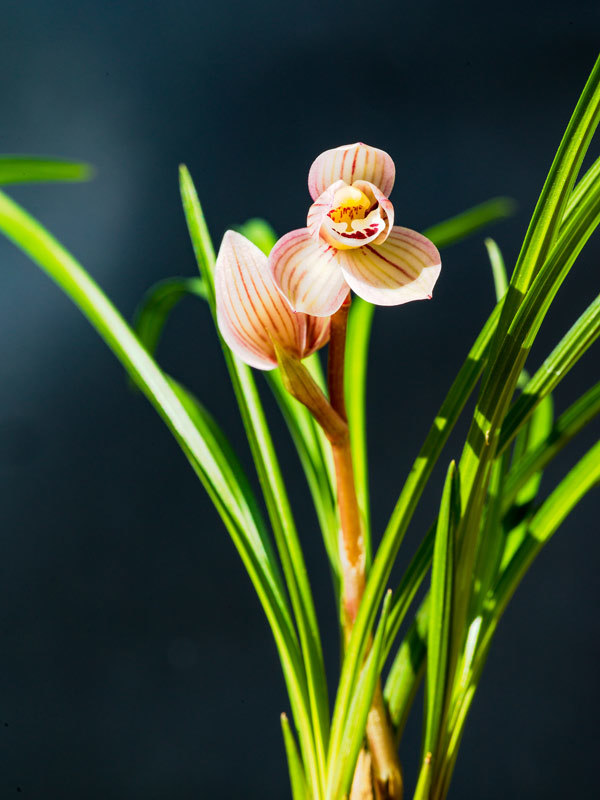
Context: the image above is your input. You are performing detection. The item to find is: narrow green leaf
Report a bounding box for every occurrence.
[385,596,429,739]
[489,54,600,371]
[343,199,517,573]
[484,237,508,302]
[423,197,516,249]
[266,368,340,582]
[502,380,600,511]
[413,753,433,800]
[179,166,328,796]
[0,156,92,185]
[499,293,600,452]
[511,392,554,506]
[132,276,207,356]
[384,523,434,659]
[0,190,315,791]
[281,713,309,800]
[234,217,278,255]
[327,592,392,800]
[437,440,600,800]
[425,462,459,760]
[495,438,600,621]
[345,297,375,568]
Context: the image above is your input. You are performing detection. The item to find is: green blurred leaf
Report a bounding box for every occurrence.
[281,713,309,800]
[234,217,278,255]
[423,197,516,250]
[0,156,92,185]
[485,237,508,302]
[133,276,207,356]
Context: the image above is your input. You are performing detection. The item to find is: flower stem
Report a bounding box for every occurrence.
[327,300,403,800]
[275,301,403,798]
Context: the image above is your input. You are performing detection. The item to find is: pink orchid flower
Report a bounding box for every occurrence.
[215,230,330,370]
[269,142,441,317]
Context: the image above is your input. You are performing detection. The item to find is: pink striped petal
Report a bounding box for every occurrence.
[215,231,305,370]
[352,180,395,244]
[305,314,331,354]
[337,226,441,306]
[307,179,346,241]
[308,143,395,201]
[269,228,349,317]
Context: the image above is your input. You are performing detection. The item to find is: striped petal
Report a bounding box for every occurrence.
[269,228,349,317]
[352,180,395,244]
[307,179,346,241]
[305,314,331,354]
[308,143,395,201]
[215,230,306,370]
[337,226,441,306]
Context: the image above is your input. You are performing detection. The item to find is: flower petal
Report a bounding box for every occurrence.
[306,179,346,241]
[269,228,349,317]
[308,143,395,201]
[305,314,331,354]
[215,230,304,369]
[337,226,441,306]
[352,180,395,244]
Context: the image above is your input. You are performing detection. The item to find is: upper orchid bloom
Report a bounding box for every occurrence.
[269,142,441,317]
[215,230,330,370]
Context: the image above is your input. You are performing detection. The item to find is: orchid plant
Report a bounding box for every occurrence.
[1,56,600,800]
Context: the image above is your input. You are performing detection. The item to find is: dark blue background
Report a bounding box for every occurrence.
[1,1,599,797]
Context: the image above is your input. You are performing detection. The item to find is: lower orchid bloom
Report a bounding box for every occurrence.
[215,230,330,370]
[269,142,441,316]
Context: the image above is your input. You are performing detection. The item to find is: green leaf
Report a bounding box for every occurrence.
[0,156,92,185]
[484,237,508,302]
[234,217,278,255]
[384,523,434,659]
[345,297,375,567]
[499,293,600,452]
[266,367,340,584]
[384,596,429,739]
[281,713,309,800]
[326,591,392,800]
[452,70,600,657]
[0,189,313,787]
[132,276,207,356]
[413,753,433,800]
[423,197,516,249]
[494,439,600,622]
[343,198,517,575]
[179,166,328,796]
[425,461,459,762]
[502,380,600,511]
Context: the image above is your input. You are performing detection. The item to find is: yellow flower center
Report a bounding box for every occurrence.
[327,186,372,230]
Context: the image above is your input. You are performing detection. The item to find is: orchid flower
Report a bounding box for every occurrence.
[215,230,330,370]
[269,142,442,316]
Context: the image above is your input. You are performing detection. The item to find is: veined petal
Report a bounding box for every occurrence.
[269,228,349,317]
[337,226,441,306]
[305,314,331,354]
[308,143,395,201]
[352,180,395,244]
[307,179,346,241]
[215,230,305,369]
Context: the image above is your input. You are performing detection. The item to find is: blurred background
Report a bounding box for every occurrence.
[1,1,599,797]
